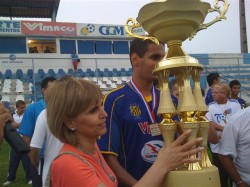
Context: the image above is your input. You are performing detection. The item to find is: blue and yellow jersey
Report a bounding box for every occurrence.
[97,82,163,180]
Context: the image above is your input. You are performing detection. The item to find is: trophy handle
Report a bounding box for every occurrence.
[189,0,230,40]
[125,18,160,45]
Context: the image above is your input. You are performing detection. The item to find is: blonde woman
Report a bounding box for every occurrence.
[46,76,203,187]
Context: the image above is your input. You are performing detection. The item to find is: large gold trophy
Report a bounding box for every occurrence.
[125,0,229,186]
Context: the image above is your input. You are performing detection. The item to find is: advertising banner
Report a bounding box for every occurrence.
[0,20,22,35]
[77,23,145,38]
[21,21,77,36]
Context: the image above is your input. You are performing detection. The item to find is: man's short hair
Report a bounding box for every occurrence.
[229,79,241,88]
[16,100,25,108]
[207,72,220,87]
[41,76,56,90]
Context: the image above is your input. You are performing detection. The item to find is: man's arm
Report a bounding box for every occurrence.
[0,103,12,144]
[219,155,249,187]
[29,147,41,167]
[208,123,220,144]
[209,121,224,131]
[12,122,20,129]
[103,154,137,187]
[23,135,31,145]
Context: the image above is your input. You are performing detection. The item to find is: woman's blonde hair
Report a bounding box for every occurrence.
[46,76,102,146]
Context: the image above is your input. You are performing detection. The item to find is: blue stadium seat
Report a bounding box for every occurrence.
[16,69,24,79]
[27,69,33,78]
[2,101,10,110]
[48,69,56,77]
[4,69,12,79]
[58,69,66,77]
[86,68,92,73]
[79,71,86,77]
[68,68,75,76]
[104,68,109,72]
[38,69,45,79]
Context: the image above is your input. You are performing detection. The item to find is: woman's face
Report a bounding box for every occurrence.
[71,100,107,139]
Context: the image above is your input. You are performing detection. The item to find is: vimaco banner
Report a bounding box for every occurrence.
[77,23,145,37]
[21,21,77,36]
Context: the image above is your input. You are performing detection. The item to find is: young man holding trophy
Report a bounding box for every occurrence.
[98,38,166,186]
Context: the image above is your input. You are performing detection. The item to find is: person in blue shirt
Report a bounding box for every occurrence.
[97,38,165,186]
[205,72,220,105]
[229,79,246,108]
[19,76,56,187]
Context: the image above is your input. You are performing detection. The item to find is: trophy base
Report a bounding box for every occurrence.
[163,166,220,187]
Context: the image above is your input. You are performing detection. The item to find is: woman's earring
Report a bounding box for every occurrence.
[70,127,76,131]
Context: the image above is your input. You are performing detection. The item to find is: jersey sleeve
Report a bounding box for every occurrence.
[30,109,46,149]
[51,155,102,187]
[218,116,238,158]
[97,92,124,156]
[19,104,35,137]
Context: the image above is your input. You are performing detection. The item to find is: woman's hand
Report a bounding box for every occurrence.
[156,130,204,173]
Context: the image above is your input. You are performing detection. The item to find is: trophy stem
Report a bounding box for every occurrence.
[178,122,201,171]
[166,40,187,58]
[159,120,177,147]
[197,118,213,168]
[200,148,213,168]
[188,155,202,171]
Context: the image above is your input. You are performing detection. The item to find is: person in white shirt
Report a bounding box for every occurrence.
[205,83,241,187]
[3,100,32,186]
[29,109,63,186]
[219,107,250,187]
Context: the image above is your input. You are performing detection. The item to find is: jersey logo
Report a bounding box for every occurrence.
[141,140,163,163]
[130,104,141,117]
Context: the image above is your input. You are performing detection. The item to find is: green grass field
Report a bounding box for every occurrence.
[0,140,30,187]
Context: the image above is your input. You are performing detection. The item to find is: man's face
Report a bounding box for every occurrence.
[136,43,165,82]
[212,85,226,102]
[231,85,241,97]
[42,81,55,98]
[214,77,221,85]
[17,104,26,115]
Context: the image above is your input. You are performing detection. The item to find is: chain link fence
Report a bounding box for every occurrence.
[1,55,250,112]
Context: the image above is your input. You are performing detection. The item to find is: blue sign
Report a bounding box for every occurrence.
[0,20,21,34]
[99,26,125,36]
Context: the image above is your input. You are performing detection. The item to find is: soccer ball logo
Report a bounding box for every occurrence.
[81,24,95,35]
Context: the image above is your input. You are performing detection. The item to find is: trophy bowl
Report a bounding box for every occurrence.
[136,0,211,43]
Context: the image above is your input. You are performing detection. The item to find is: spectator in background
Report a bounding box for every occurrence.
[0,103,12,144]
[31,47,38,53]
[30,109,63,186]
[229,80,246,108]
[219,107,250,187]
[44,46,52,53]
[205,83,241,187]
[205,72,220,105]
[3,100,32,186]
[19,77,56,187]
[71,50,79,72]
